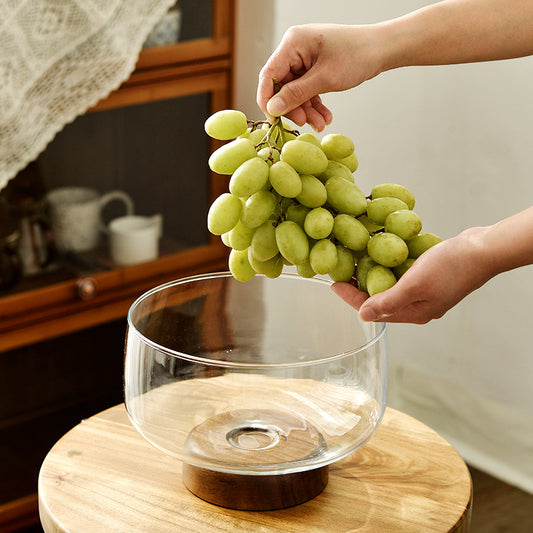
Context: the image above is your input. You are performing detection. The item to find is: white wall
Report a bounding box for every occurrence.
[235,0,533,492]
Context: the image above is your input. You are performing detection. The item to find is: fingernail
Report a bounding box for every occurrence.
[267,95,287,117]
[360,306,388,322]
[359,306,377,321]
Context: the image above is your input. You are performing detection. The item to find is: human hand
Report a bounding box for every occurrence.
[257,24,385,131]
[331,228,495,324]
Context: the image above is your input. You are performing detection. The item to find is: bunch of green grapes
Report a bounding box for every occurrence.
[205,108,442,295]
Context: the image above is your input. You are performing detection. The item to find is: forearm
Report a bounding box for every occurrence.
[378,0,533,71]
[473,206,533,278]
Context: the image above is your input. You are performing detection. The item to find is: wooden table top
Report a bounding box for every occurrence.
[38,404,472,532]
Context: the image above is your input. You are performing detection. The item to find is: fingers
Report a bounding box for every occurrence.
[301,96,333,132]
[358,290,401,321]
[331,282,369,310]
[276,98,332,131]
[332,278,438,324]
[331,278,408,319]
[257,47,333,130]
[310,95,333,126]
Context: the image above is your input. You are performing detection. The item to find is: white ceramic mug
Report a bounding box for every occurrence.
[107,214,163,266]
[46,187,134,254]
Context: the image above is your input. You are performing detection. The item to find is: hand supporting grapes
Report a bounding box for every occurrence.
[333,230,490,324]
[205,109,442,296]
[333,206,533,323]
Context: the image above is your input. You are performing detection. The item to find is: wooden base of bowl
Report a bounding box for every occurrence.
[182,463,329,510]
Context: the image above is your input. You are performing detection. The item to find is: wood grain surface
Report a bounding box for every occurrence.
[38,404,472,532]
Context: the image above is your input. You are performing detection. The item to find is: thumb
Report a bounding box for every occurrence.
[266,72,323,117]
[358,284,410,321]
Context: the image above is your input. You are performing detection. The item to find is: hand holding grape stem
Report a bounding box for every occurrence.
[257,0,533,131]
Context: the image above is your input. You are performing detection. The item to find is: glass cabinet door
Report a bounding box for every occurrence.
[137,0,233,69]
[0,0,234,352]
[0,1,234,530]
[0,86,226,296]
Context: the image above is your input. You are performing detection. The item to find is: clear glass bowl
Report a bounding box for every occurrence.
[124,272,387,476]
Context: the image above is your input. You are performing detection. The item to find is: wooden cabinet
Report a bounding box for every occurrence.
[0,1,235,529]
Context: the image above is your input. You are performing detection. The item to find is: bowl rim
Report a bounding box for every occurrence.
[126,271,387,369]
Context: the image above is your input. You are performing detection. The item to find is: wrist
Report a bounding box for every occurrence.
[371,20,405,74]
[454,225,500,283]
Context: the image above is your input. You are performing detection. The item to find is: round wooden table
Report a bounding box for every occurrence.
[38,404,472,532]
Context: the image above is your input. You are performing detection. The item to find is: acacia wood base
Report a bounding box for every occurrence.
[182,463,329,510]
[38,404,472,532]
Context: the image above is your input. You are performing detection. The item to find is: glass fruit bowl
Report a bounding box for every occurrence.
[124,272,387,509]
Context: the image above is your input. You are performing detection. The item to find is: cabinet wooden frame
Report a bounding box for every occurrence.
[0,1,236,530]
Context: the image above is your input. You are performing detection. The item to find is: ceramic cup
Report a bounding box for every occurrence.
[46,187,134,254]
[107,214,162,266]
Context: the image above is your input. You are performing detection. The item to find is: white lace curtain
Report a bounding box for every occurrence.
[0,0,175,190]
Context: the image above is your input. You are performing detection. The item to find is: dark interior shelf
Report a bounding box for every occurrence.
[0,319,126,506]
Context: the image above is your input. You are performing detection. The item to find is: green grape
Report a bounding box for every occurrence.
[229,157,269,197]
[208,138,256,175]
[240,190,277,229]
[270,196,284,221]
[228,221,255,250]
[250,220,279,261]
[317,160,354,184]
[384,210,422,240]
[329,245,356,282]
[248,128,268,146]
[269,161,303,198]
[333,151,359,173]
[280,196,294,214]
[248,250,284,278]
[273,120,298,144]
[321,133,355,160]
[207,193,242,235]
[355,255,377,293]
[204,109,248,140]
[296,260,316,278]
[204,109,442,287]
[297,132,321,147]
[296,174,327,208]
[357,214,383,233]
[371,183,416,210]
[285,203,311,228]
[325,176,367,216]
[367,232,409,268]
[351,248,367,262]
[221,231,232,247]
[257,147,281,166]
[309,239,338,275]
[406,232,442,258]
[366,197,409,225]
[280,139,328,175]
[229,248,256,282]
[332,214,370,251]
[366,265,397,296]
[304,207,334,240]
[393,258,416,278]
[275,221,310,265]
